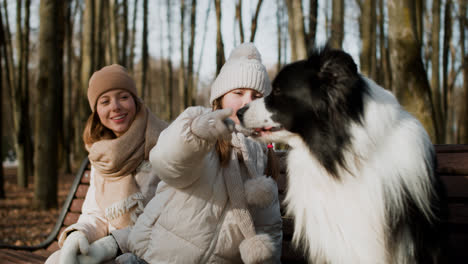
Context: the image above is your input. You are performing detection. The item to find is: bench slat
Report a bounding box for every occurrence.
[0,249,46,264]
[63,212,80,226]
[70,198,84,213]
[75,184,89,199]
[440,176,468,198]
[437,153,468,175]
[81,170,91,184]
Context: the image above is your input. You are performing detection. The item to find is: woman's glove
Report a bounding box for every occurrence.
[77,235,118,264]
[191,108,235,142]
[59,231,89,264]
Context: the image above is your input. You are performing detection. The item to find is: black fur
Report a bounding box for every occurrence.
[267,46,368,178]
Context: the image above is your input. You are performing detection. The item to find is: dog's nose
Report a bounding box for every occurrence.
[237,106,249,122]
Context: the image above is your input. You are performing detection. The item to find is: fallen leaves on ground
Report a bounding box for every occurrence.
[0,167,74,246]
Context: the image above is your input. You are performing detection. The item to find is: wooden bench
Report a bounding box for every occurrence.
[1,144,467,263]
[0,158,91,263]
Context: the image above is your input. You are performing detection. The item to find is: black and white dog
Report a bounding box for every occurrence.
[237,46,446,263]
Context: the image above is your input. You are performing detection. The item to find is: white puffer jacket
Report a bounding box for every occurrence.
[112,107,283,264]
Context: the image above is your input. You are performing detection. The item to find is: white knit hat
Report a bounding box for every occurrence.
[210,43,272,105]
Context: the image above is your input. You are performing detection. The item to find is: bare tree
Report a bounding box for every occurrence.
[166,0,174,119]
[214,0,225,75]
[359,0,377,80]
[109,0,119,63]
[187,0,197,107]
[120,0,128,67]
[140,0,148,99]
[236,0,244,43]
[34,0,65,209]
[307,0,318,50]
[442,0,452,142]
[249,0,264,42]
[179,0,186,113]
[459,0,468,142]
[285,0,307,60]
[128,0,138,72]
[8,0,33,188]
[0,8,5,198]
[330,0,344,49]
[76,0,95,164]
[387,0,437,141]
[378,0,391,89]
[431,0,444,142]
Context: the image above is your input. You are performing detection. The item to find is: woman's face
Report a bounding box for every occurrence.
[221,88,262,124]
[96,89,137,137]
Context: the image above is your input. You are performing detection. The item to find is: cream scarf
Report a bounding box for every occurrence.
[225,133,276,263]
[87,106,167,229]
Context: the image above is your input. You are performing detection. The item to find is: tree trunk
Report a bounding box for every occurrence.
[166,0,174,119]
[63,0,74,174]
[140,0,148,99]
[120,0,128,67]
[128,0,138,72]
[249,0,263,42]
[276,0,283,72]
[378,0,391,89]
[431,0,444,142]
[109,0,118,63]
[34,0,64,209]
[75,0,95,165]
[459,0,468,143]
[236,0,244,43]
[307,0,318,50]
[187,0,197,107]
[387,0,437,141]
[330,0,344,49]
[285,0,307,61]
[442,0,452,143]
[0,9,5,199]
[179,0,186,113]
[94,0,105,69]
[359,0,376,79]
[214,0,225,75]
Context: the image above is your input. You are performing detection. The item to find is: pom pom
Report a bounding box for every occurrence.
[239,234,275,264]
[228,43,262,62]
[244,176,276,208]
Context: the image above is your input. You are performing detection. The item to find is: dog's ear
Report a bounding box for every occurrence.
[307,45,359,86]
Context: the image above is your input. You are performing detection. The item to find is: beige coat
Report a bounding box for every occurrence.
[112,107,283,264]
[58,161,160,246]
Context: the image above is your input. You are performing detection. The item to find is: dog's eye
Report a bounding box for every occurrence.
[273,88,281,96]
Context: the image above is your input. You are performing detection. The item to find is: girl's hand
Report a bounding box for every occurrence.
[191,108,235,142]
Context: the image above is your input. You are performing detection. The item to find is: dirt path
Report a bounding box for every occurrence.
[0,167,74,246]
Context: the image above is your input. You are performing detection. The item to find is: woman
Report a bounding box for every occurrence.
[45,64,168,264]
[82,43,283,264]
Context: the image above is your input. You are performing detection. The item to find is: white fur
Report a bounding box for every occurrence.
[241,79,436,264]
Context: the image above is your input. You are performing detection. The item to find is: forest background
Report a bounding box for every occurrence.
[0,0,467,212]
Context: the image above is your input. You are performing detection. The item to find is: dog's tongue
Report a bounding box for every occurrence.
[255,126,273,132]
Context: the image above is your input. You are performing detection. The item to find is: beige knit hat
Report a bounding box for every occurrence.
[88,64,137,112]
[210,43,272,105]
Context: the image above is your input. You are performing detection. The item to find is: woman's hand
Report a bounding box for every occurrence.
[191,108,235,142]
[77,235,118,264]
[59,231,89,264]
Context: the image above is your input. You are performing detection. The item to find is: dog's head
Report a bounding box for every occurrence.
[237,46,368,175]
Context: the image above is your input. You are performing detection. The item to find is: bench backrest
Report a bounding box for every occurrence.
[56,145,468,262]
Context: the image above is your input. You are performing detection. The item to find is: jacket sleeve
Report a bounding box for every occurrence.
[58,166,110,247]
[149,106,215,189]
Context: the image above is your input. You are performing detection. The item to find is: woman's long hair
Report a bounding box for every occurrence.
[212,97,279,181]
[83,94,141,146]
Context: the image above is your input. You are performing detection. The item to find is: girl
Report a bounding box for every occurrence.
[45,64,167,264]
[83,43,282,264]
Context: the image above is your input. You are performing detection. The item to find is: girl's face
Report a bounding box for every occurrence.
[221,88,263,124]
[96,89,137,137]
